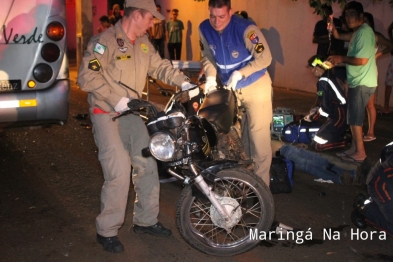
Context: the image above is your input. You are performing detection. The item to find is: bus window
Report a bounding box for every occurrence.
[0,0,69,129]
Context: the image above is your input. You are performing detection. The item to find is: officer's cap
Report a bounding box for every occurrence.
[124,0,164,20]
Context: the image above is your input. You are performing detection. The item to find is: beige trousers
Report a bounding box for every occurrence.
[90,112,159,237]
[237,73,273,186]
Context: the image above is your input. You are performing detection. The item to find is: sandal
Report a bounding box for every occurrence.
[340,156,365,163]
[363,136,376,142]
[336,152,351,157]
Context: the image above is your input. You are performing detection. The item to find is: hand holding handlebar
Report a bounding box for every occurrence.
[114,97,130,113]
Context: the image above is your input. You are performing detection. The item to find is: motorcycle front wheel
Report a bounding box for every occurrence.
[176,167,274,256]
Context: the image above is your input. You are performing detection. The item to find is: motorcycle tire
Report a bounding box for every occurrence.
[176,167,274,256]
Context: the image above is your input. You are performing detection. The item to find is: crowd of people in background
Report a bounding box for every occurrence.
[99,4,262,63]
[98,3,185,60]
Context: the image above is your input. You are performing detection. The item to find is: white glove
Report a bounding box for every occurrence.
[188,88,200,99]
[114,97,130,113]
[226,70,243,90]
[204,76,217,94]
[181,82,197,91]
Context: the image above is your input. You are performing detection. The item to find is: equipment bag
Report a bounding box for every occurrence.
[282,120,321,144]
[269,156,294,194]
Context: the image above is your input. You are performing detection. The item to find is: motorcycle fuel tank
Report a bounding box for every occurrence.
[197,88,236,134]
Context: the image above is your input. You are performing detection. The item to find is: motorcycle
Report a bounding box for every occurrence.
[115,82,274,256]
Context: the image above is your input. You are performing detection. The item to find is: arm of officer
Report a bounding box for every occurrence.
[77,34,122,108]
[199,29,218,80]
[238,24,272,78]
[146,38,190,87]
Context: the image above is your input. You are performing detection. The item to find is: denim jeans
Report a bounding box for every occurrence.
[347,86,376,126]
[279,145,355,184]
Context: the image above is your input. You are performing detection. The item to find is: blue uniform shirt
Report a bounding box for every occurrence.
[199,16,267,89]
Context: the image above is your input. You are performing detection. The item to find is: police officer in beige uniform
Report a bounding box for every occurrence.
[77,0,195,253]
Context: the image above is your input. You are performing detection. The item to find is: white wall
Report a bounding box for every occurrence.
[157,0,393,106]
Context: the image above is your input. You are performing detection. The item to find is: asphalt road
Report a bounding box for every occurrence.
[0,66,392,261]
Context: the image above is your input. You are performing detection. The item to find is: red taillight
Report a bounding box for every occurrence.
[41,43,60,62]
[46,22,64,41]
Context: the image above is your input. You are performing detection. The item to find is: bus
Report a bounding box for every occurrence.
[0,0,69,129]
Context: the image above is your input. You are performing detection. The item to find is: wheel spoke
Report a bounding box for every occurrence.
[187,176,264,247]
[190,200,213,228]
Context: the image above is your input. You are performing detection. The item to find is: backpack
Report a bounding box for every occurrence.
[269,156,294,194]
[282,120,321,144]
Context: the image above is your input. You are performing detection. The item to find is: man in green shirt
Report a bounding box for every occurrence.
[327,1,377,162]
[166,9,184,60]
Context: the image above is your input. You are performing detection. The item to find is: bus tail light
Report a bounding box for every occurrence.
[41,43,60,62]
[33,64,53,83]
[46,22,64,41]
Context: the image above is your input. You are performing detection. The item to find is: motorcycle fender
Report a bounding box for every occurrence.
[190,159,241,200]
[199,159,241,184]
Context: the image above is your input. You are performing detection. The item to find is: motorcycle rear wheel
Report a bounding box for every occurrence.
[176,167,274,256]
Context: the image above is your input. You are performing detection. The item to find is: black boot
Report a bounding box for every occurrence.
[97,234,124,253]
[133,222,172,237]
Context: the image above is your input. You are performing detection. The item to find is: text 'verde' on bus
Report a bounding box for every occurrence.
[0,0,70,129]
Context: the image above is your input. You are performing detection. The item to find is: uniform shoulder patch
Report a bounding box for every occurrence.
[93,43,106,55]
[88,59,101,71]
[317,91,323,96]
[247,30,259,44]
[254,43,265,53]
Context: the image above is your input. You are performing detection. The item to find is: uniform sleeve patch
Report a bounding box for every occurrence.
[115,55,132,61]
[317,91,323,96]
[93,43,107,55]
[88,59,101,71]
[254,43,265,53]
[247,30,259,44]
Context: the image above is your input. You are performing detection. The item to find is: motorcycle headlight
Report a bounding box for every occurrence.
[149,132,175,161]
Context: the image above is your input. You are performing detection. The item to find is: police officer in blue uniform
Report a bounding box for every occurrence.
[199,0,273,186]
